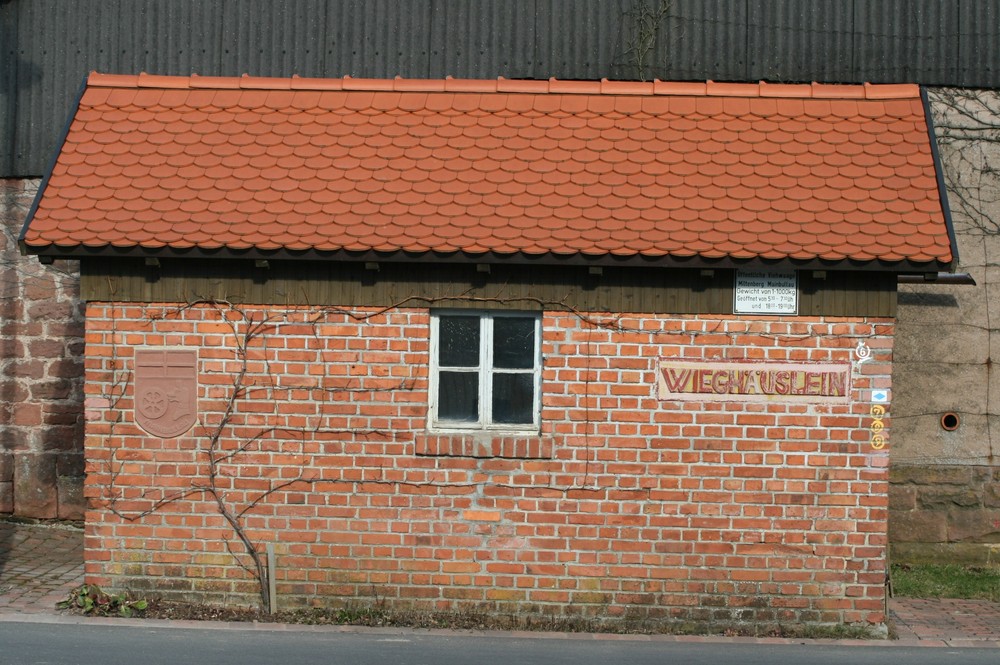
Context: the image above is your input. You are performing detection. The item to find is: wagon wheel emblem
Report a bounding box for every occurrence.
[138,388,168,419]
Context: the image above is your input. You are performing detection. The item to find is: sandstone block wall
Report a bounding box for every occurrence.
[84,301,892,630]
[0,178,85,519]
[889,464,1000,564]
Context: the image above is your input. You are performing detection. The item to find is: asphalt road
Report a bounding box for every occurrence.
[1,620,998,665]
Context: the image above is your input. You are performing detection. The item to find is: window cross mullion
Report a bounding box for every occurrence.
[481,314,492,426]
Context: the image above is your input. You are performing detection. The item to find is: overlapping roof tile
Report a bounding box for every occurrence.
[22,73,955,268]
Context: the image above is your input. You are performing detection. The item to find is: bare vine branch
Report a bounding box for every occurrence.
[91,289,738,610]
[622,0,673,82]
[924,88,1000,458]
[96,298,412,611]
[930,88,1000,238]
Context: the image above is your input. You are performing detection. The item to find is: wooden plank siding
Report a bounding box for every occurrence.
[81,259,897,317]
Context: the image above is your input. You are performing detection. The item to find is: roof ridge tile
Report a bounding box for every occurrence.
[88,72,140,88]
[759,82,812,98]
[136,73,193,89]
[289,75,345,91]
[84,72,923,101]
[239,74,292,90]
[342,76,394,91]
[393,76,447,92]
[497,77,549,93]
[548,78,602,94]
[865,82,921,99]
[706,81,761,97]
[444,77,497,93]
[653,80,707,96]
[600,79,654,95]
[811,82,866,99]
[187,75,241,89]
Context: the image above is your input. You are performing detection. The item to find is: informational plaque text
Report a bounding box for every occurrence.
[734,270,798,314]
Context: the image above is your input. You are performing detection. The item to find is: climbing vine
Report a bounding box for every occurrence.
[621,0,673,81]
[92,289,764,610]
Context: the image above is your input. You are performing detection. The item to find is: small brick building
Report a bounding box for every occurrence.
[21,74,956,632]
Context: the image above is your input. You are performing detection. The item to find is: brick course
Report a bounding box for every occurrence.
[0,179,85,519]
[83,301,891,631]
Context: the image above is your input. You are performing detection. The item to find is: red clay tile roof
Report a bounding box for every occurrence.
[21,73,955,270]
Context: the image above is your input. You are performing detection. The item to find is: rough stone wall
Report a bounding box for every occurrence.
[890,90,1000,562]
[84,301,892,631]
[889,465,1000,564]
[0,178,85,519]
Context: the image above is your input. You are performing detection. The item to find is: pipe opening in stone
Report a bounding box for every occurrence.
[940,412,960,431]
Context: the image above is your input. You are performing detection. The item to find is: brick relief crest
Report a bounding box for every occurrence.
[134,349,198,438]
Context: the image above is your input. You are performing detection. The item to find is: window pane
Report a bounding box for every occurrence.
[438,371,479,422]
[438,316,480,367]
[492,317,535,369]
[492,373,534,424]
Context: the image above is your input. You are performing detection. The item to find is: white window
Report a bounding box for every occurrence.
[429,311,541,431]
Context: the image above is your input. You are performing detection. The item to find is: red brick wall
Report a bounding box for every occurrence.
[83,301,892,630]
[0,179,85,519]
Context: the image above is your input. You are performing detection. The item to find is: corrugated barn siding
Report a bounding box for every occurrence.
[855,0,958,84]
[657,0,749,82]
[3,0,1000,175]
[747,0,856,84]
[957,1,1000,87]
[0,3,16,175]
[429,1,528,79]
[320,0,431,78]
[533,0,622,80]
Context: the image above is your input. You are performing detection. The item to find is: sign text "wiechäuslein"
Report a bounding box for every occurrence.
[657,360,851,403]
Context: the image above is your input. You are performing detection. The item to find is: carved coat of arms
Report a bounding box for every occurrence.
[134,350,198,438]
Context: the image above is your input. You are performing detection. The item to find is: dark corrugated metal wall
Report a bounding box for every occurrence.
[856,1,956,84]
[0,3,15,176]
[3,0,1000,176]
[654,0,748,82]
[747,1,856,83]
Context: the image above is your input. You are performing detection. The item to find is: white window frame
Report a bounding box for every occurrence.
[429,310,542,432]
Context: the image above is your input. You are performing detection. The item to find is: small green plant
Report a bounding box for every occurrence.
[57,584,149,618]
[891,563,1000,601]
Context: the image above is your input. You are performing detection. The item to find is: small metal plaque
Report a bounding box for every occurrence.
[734,270,798,314]
[134,349,198,438]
